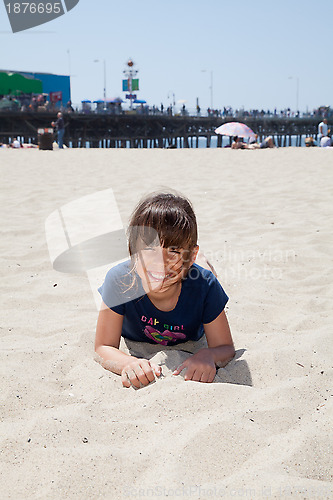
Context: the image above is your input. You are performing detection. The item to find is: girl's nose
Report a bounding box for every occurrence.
[149,248,165,270]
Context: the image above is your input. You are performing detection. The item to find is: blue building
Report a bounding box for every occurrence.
[23,71,71,105]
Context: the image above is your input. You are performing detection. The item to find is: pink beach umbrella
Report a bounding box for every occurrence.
[215,122,256,138]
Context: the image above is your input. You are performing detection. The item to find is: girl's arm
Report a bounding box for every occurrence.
[95,302,161,388]
[203,310,235,367]
[95,304,130,374]
[173,310,235,382]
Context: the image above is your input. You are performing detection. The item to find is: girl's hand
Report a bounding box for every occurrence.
[121,358,162,389]
[173,349,217,383]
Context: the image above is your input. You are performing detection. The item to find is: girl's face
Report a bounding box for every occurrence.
[135,241,198,293]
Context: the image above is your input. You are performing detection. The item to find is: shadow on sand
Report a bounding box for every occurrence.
[121,338,252,387]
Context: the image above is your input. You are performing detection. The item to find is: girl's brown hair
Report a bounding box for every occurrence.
[127,192,198,256]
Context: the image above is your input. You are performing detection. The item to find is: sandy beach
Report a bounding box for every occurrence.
[1,147,332,500]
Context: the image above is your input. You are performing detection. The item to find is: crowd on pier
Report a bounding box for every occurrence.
[0,93,71,113]
[0,92,332,121]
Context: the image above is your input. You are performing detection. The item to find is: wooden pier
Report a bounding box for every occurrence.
[0,111,324,148]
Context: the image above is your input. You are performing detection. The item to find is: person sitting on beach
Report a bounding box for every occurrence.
[320,135,332,148]
[231,136,250,149]
[259,136,275,148]
[248,134,258,145]
[95,192,235,388]
[248,135,275,149]
[305,137,317,147]
[10,138,21,148]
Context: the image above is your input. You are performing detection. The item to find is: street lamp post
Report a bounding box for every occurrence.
[201,69,213,109]
[103,59,106,105]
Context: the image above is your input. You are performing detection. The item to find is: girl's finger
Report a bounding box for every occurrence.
[125,368,141,389]
[134,363,152,385]
[121,371,131,388]
[172,362,186,376]
[186,368,200,382]
[150,363,162,377]
[137,360,161,383]
[184,366,196,381]
[207,370,216,383]
[199,371,210,383]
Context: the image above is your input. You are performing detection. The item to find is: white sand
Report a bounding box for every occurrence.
[0,148,332,499]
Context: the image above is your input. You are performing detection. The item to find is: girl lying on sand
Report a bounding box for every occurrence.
[95,191,235,388]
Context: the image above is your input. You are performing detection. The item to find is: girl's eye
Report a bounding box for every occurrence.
[169,248,181,255]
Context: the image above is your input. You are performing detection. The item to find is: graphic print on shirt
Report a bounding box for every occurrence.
[144,326,186,345]
[141,315,186,345]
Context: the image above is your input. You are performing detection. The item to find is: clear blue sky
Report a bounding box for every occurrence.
[1,0,332,112]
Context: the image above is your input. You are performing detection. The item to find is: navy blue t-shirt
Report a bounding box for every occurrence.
[98,261,228,346]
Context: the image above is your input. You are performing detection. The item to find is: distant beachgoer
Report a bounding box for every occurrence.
[231,136,250,149]
[51,112,65,149]
[245,135,275,149]
[11,138,21,148]
[259,136,275,148]
[305,137,316,147]
[320,136,332,148]
[248,134,258,145]
[31,97,38,112]
[318,119,330,144]
[66,100,74,113]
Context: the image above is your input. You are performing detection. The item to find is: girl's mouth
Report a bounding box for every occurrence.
[146,270,172,282]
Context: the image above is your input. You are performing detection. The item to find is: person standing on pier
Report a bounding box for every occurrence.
[318,118,330,146]
[51,112,65,149]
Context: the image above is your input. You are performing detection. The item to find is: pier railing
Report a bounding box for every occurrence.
[0,111,326,148]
